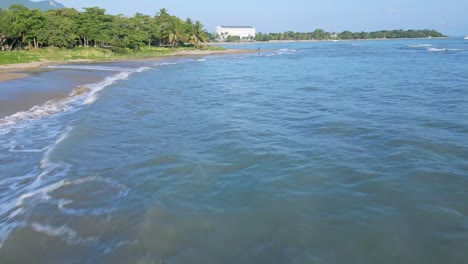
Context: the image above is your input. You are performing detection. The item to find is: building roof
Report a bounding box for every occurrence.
[218,26,255,29]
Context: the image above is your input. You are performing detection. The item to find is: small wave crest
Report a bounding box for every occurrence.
[30,222,97,245]
[0,66,149,128]
[262,48,297,57]
[407,44,433,48]
[427,48,461,52]
[278,48,297,54]
[83,71,131,104]
[0,64,147,246]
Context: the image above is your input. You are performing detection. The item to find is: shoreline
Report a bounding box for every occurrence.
[0,48,257,82]
[0,48,260,119]
[207,36,449,45]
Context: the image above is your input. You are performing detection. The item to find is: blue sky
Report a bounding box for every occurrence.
[41,0,467,35]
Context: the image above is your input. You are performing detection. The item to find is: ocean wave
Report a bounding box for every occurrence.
[427,48,461,52]
[30,222,97,245]
[0,173,126,247]
[40,126,73,170]
[262,48,298,57]
[154,61,181,66]
[83,71,131,104]
[407,44,433,48]
[0,66,149,128]
[0,64,147,247]
[0,126,73,247]
[0,95,77,127]
[278,48,297,54]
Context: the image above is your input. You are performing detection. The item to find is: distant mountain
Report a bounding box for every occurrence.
[0,0,65,11]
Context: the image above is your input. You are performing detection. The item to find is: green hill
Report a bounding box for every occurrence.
[0,0,65,11]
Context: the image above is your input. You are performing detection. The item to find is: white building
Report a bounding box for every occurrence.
[215,26,256,40]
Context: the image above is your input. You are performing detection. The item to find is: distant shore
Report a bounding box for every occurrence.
[208,36,449,45]
[0,48,261,118]
[0,48,256,82]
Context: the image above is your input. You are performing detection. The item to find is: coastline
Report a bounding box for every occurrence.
[207,36,449,45]
[0,49,256,82]
[0,48,259,119]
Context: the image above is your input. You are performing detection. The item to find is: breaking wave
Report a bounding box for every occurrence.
[0,64,148,247]
[407,44,433,48]
[427,48,461,52]
[0,66,149,128]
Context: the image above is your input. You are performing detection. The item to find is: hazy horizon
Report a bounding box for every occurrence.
[29,0,468,37]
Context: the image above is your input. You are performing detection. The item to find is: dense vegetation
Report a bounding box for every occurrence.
[0,5,209,52]
[253,29,445,42]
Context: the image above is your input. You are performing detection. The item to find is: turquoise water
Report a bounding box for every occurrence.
[1,38,467,263]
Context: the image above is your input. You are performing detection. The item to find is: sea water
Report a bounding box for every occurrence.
[0,38,467,263]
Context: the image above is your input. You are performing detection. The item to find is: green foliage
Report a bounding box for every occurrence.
[0,5,209,52]
[0,45,226,65]
[254,29,446,42]
[337,29,445,40]
[225,35,241,42]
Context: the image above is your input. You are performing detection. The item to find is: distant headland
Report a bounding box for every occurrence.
[0,4,446,69]
[211,27,446,42]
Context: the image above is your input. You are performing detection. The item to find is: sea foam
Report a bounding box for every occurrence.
[407,44,433,48]
[427,48,461,52]
[0,65,148,247]
[0,66,149,128]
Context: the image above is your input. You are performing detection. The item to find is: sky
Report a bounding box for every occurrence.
[36,0,467,35]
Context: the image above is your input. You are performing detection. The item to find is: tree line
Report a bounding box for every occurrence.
[0,5,209,52]
[253,29,445,42]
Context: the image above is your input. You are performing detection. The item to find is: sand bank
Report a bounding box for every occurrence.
[0,73,30,82]
[0,48,258,118]
[0,49,255,82]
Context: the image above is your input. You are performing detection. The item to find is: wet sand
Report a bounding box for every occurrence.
[0,49,255,82]
[0,69,110,118]
[0,49,260,119]
[0,49,258,119]
[0,73,30,82]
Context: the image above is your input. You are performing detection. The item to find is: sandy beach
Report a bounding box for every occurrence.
[0,49,255,82]
[0,48,258,118]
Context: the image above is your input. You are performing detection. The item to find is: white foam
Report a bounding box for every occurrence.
[31,222,77,238]
[278,48,297,54]
[30,222,97,244]
[84,71,131,104]
[16,176,100,207]
[40,126,73,169]
[427,48,461,52]
[262,48,298,57]
[0,65,146,247]
[0,98,73,127]
[154,62,180,66]
[407,44,432,48]
[197,59,207,62]
[135,66,151,72]
[0,66,150,128]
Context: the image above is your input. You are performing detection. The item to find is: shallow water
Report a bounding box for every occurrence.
[0,38,467,263]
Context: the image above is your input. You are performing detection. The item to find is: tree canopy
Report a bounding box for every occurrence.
[253,29,445,42]
[0,5,209,51]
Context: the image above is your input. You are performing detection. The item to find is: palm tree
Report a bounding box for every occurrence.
[187,20,207,47]
[156,8,168,17]
[165,17,186,48]
[154,9,171,46]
